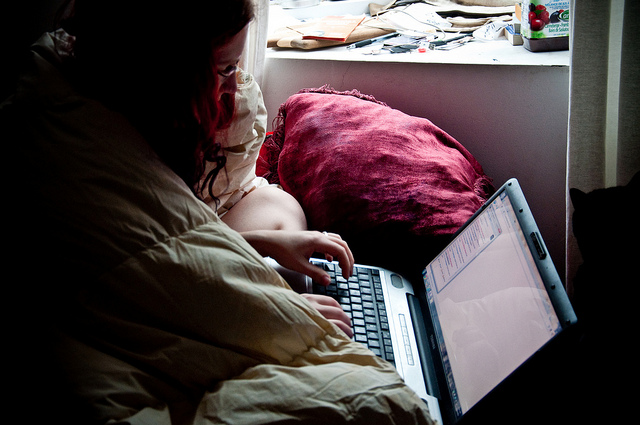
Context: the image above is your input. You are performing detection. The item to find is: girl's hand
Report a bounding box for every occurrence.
[241,230,355,285]
[301,293,353,337]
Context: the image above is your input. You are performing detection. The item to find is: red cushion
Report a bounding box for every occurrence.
[260,87,494,269]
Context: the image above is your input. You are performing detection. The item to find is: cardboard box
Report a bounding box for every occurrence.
[505,25,523,46]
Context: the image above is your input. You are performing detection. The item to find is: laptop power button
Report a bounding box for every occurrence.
[391,274,404,288]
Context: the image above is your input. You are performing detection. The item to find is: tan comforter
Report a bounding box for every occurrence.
[2,31,434,424]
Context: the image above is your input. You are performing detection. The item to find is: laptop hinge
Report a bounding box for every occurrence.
[407,293,441,400]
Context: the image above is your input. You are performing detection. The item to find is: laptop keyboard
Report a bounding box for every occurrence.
[311,260,395,365]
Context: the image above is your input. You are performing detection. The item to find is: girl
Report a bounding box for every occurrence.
[60,0,354,332]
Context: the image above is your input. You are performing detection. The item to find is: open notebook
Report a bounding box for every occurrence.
[269,178,577,424]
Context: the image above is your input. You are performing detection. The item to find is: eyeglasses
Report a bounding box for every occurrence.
[217,64,238,79]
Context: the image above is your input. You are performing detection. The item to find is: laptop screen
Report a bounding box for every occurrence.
[422,189,563,417]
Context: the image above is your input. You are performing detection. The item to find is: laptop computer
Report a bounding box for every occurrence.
[268,178,577,424]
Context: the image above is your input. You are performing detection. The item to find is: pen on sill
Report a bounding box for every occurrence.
[347,32,399,49]
[428,33,471,49]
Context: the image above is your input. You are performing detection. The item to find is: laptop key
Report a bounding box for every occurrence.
[313,262,395,366]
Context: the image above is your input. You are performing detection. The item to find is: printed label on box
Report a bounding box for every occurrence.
[521,1,569,40]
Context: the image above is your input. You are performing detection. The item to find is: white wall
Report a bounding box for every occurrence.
[261,57,570,280]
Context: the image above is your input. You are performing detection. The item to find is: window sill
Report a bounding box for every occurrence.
[267,2,570,67]
[266,39,569,67]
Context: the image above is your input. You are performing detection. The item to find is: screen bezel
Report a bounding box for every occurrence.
[419,178,578,423]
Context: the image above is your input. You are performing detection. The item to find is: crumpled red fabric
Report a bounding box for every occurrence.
[259,86,494,270]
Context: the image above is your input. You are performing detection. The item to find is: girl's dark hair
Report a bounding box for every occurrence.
[58,0,255,202]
